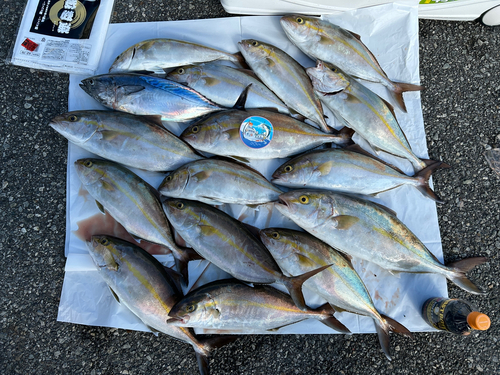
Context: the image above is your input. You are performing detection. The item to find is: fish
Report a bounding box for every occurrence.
[271,148,448,203]
[238,39,331,133]
[167,279,350,334]
[109,38,246,74]
[74,158,199,284]
[79,74,224,122]
[180,109,352,162]
[50,110,203,172]
[306,61,430,173]
[280,15,423,112]
[87,235,236,375]
[260,228,412,360]
[275,190,488,295]
[167,63,289,113]
[162,198,332,311]
[158,158,283,206]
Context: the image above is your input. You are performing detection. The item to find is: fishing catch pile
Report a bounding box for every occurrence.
[52,14,488,375]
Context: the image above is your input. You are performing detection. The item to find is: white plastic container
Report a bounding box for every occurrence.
[221,0,500,24]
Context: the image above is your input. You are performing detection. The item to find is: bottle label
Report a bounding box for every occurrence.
[422,297,452,330]
[239,116,273,149]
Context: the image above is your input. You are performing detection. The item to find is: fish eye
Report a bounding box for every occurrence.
[99,238,109,246]
[84,160,93,168]
[69,115,78,122]
[176,202,184,209]
[191,126,200,134]
[284,165,293,173]
[165,175,172,182]
[296,17,304,24]
[272,232,280,239]
[177,68,185,74]
[251,41,259,47]
[88,79,95,86]
[186,304,196,313]
[299,195,309,204]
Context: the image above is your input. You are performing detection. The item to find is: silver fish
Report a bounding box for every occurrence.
[307,61,430,173]
[87,235,235,375]
[74,158,197,283]
[79,74,224,122]
[162,198,331,311]
[167,63,289,113]
[167,279,350,334]
[180,109,351,162]
[271,148,447,203]
[109,38,246,74]
[50,110,203,172]
[238,39,331,133]
[158,158,282,206]
[275,190,488,295]
[280,15,423,112]
[260,228,412,360]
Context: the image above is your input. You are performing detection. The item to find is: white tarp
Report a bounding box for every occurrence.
[58,2,447,335]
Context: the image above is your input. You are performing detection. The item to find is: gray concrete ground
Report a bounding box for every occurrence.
[1,1,499,374]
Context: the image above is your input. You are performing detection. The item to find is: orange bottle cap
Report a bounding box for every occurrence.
[467,311,491,330]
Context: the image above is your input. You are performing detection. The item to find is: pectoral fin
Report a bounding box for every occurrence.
[117,85,146,96]
[334,215,359,230]
[222,128,240,140]
[95,200,105,214]
[192,171,212,182]
[108,287,120,303]
[316,161,333,176]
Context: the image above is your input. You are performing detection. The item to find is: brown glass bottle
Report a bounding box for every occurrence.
[422,297,491,335]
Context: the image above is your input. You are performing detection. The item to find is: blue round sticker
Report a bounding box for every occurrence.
[239,116,273,149]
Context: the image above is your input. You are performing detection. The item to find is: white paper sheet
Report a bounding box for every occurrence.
[58,2,447,335]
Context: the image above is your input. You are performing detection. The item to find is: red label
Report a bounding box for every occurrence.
[21,38,39,52]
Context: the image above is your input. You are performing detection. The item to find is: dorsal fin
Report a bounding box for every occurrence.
[370,201,398,218]
[208,155,269,180]
[232,84,252,110]
[345,144,405,175]
[141,115,168,129]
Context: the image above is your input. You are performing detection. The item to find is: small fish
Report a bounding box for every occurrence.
[238,39,331,133]
[50,110,203,172]
[280,15,423,112]
[275,190,488,295]
[79,74,224,122]
[158,158,283,206]
[87,235,236,375]
[167,279,350,334]
[167,63,289,113]
[162,198,331,311]
[180,109,352,162]
[74,158,198,284]
[109,39,246,74]
[260,228,412,360]
[307,61,431,173]
[271,148,448,203]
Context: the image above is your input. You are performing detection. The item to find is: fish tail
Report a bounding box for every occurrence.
[329,126,355,147]
[375,314,413,361]
[446,257,488,294]
[389,82,424,113]
[173,247,203,287]
[194,336,239,375]
[282,264,332,311]
[231,51,250,69]
[315,303,351,334]
[414,161,451,203]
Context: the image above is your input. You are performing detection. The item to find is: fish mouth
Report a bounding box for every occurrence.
[166,315,189,325]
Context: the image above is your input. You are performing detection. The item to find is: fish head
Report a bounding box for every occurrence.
[180,119,220,150]
[158,168,189,197]
[49,111,100,145]
[167,65,201,86]
[259,228,295,261]
[162,198,200,232]
[306,61,349,94]
[74,158,107,186]
[87,235,120,271]
[272,156,314,186]
[167,291,219,327]
[276,190,336,227]
[238,39,272,65]
[109,43,137,73]
[280,15,320,44]
[80,74,117,108]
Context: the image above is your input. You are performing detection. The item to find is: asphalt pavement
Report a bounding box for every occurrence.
[1,1,499,374]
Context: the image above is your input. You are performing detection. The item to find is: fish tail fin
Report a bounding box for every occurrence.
[389,82,424,113]
[329,126,355,147]
[173,247,203,287]
[447,257,489,294]
[414,161,451,203]
[232,51,250,69]
[282,264,332,311]
[375,314,413,361]
[315,303,351,334]
[195,335,239,375]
